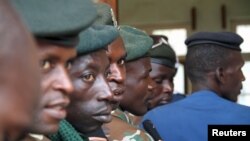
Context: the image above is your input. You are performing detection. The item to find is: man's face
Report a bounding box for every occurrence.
[0,2,41,139]
[120,57,154,116]
[221,51,245,102]
[67,49,113,133]
[106,36,126,110]
[148,63,176,109]
[32,40,76,134]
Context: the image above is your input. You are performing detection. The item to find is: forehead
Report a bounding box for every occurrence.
[151,63,176,75]
[73,49,109,71]
[126,57,151,74]
[228,51,244,66]
[107,36,126,59]
[36,41,76,60]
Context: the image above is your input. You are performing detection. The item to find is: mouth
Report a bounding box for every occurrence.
[112,87,125,96]
[160,96,171,102]
[43,98,70,120]
[145,90,155,102]
[93,105,112,123]
[158,100,170,105]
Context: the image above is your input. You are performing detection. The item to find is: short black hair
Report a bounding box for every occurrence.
[185,44,234,84]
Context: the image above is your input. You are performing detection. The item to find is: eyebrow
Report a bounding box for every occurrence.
[44,55,77,69]
[41,54,60,62]
[84,61,100,71]
[85,59,110,71]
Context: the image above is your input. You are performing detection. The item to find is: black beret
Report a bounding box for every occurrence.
[150,35,177,69]
[185,32,243,51]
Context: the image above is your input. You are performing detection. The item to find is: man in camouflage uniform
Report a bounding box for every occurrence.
[93,2,155,140]
[103,25,155,141]
[50,25,119,141]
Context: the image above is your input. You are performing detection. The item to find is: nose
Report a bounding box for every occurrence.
[98,76,114,101]
[108,64,125,84]
[162,80,174,93]
[148,77,156,92]
[241,71,246,82]
[54,66,74,95]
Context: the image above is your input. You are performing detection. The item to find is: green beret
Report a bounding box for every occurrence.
[11,0,97,46]
[93,2,117,26]
[150,35,177,69]
[77,25,119,56]
[119,25,153,62]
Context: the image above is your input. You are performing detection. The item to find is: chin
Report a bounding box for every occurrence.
[111,103,119,110]
[10,131,28,141]
[134,109,147,116]
[44,124,60,134]
[226,96,237,103]
[232,97,238,103]
[97,115,113,123]
[31,123,59,135]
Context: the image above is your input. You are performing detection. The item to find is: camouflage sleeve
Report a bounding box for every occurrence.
[124,111,143,127]
[145,133,155,141]
[121,130,154,141]
[103,116,154,141]
[112,108,131,123]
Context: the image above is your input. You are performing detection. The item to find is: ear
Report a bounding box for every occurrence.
[215,67,226,84]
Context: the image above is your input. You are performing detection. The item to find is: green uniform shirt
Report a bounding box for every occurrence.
[103,108,154,141]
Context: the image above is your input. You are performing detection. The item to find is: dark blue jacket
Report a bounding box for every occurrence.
[141,90,250,141]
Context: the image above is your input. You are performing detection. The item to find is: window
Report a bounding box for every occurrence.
[152,28,187,56]
[236,25,250,53]
[238,62,250,106]
[174,64,185,94]
[235,24,250,106]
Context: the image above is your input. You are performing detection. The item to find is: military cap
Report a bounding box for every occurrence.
[150,35,177,69]
[119,25,153,62]
[11,0,97,46]
[93,2,117,27]
[185,32,243,51]
[76,25,119,55]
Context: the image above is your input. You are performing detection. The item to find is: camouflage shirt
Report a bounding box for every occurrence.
[102,108,154,141]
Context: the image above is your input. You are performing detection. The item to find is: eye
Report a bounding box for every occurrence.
[154,78,162,84]
[82,74,95,82]
[118,59,125,65]
[169,77,174,82]
[41,60,51,71]
[66,61,73,70]
[106,70,112,78]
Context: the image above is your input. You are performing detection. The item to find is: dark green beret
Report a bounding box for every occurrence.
[119,25,153,62]
[150,35,177,69]
[93,2,117,26]
[11,0,97,46]
[76,25,119,56]
[185,31,243,51]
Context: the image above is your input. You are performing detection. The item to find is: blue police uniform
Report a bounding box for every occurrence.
[141,90,250,141]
